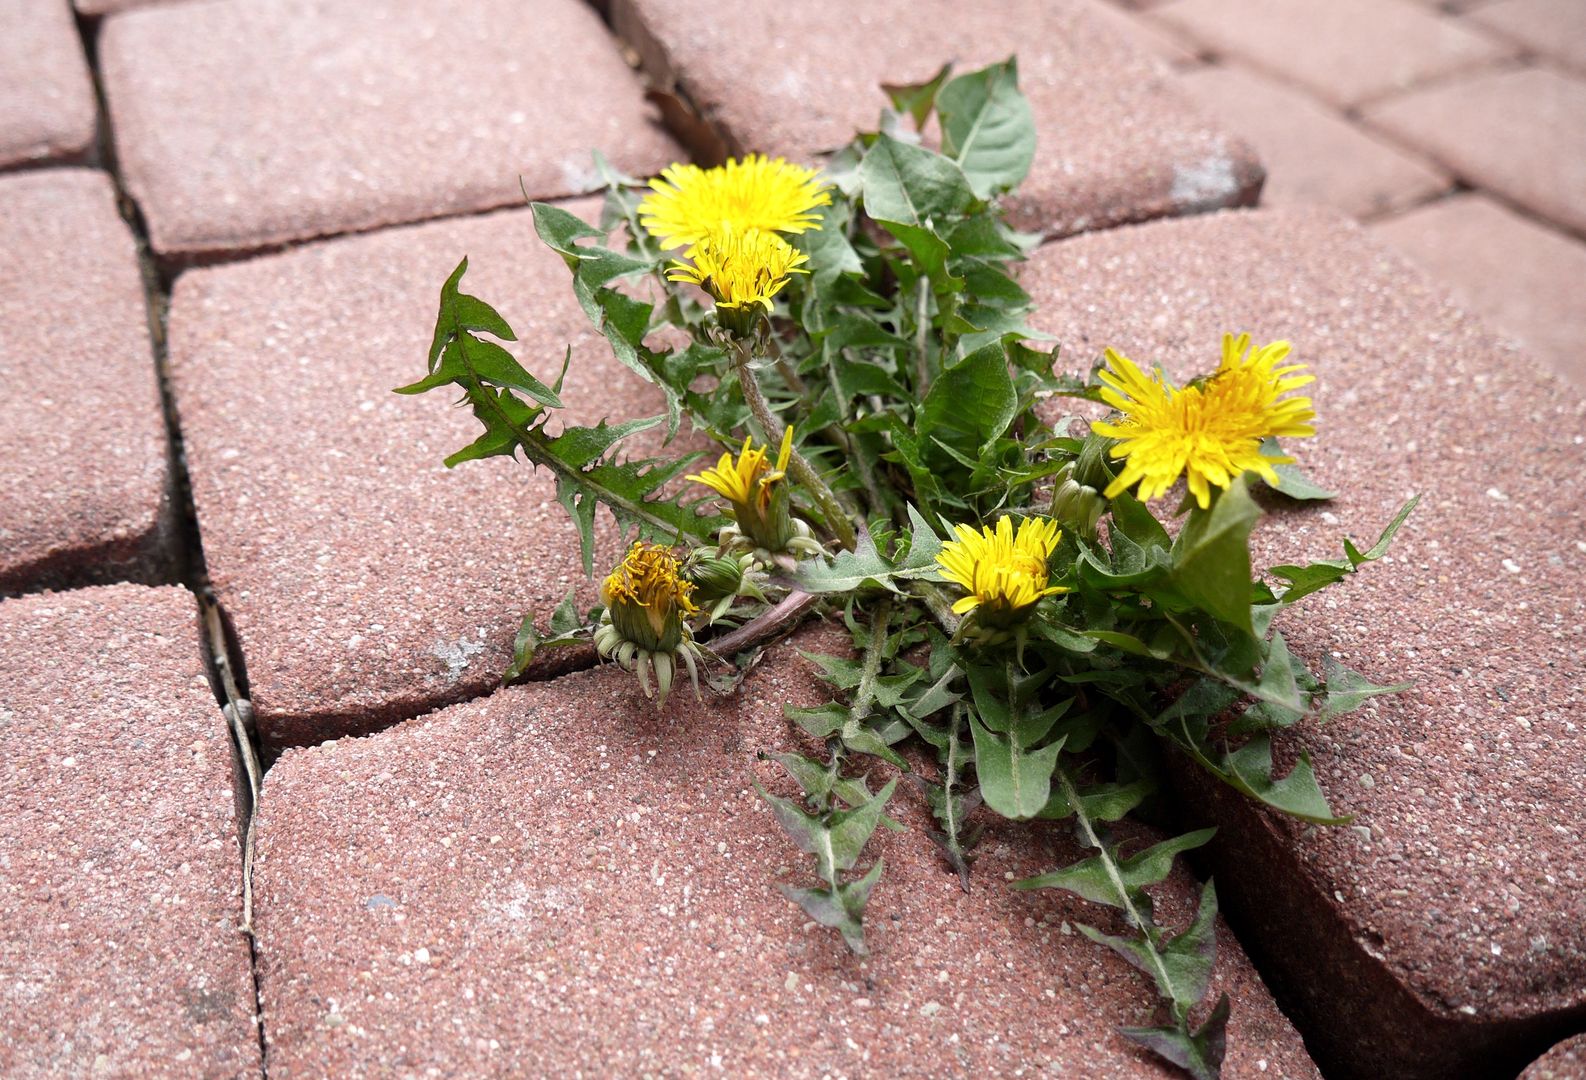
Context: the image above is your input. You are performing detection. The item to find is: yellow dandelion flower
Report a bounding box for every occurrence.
[595,542,705,706]
[690,425,793,510]
[666,227,809,313]
[687,427,821,560]
[1091,333,1317,510]
[638,154,831,251]
[936,516,1067,626]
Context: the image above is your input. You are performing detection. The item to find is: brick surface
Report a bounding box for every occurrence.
[1177,65,1450,218]
[0,0,96,169]
[1468,0,1586,76]
[613,0,1264,238]
[0,169,176,596]
[99,0,678,259]
[1372,193,1586,386]
[1154,0,1513,107]
[166,200,685,750]
[1077,0,1204,67]
[1523,1036,1586,1080]
[75,0,162,14]
[1364,67,1586,236]
[253,627,1318,1079]
[0,585,260,1078]
[1021,207,1586,1079]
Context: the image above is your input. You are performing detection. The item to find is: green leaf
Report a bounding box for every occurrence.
[937,58,1036,199]
[755,778,897,881]
[1221,736,1348,824]
[881,62,952,128]
[969,710,1065,821]
[1039,779,1153,822]
[780,859,885,955]
[875,218,954,283]
[918,342,1018,448]
[1109,491,1171,552]
[1079,878,1220,1017]
[1257,437,1335,501]
[1319,655,1411,720]
[800,201,864,285]
[1269,494,1419,603]
[795,505,943,594]
[1227,632,1308,733]
[1012,828,1216,905]
[1348,494,1420,567]
[1120,993,1230,1080]
[1168,475,1262,636]
[502,612,540,684]
[859,133,976,226]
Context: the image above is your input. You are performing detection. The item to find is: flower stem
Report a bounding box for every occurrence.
[732,341,858,551]
[705,589,818,657]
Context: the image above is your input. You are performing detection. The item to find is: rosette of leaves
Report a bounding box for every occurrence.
[401,57,1416,1080]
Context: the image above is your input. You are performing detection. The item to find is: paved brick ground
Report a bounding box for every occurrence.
[3,1,1584,1077]
[0,0,96,170]
[1523,1035,1586,1080]
[165,199,684,750]
[253,628,1319,1079]
[1115,0,1586,391]
[1023,206,1586,1079]
[0,169,177,595]
[1469,0,1586,77]
[0,585,260,1078]
[1371,193,1586,385]
[1154,0,1513,107]
[1364,67,1586,236]
[1174,65,1450,219]
[100,0,678,259]
[613,0,1264,237]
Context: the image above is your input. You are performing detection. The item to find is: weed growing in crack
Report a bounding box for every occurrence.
[400,58,1414,1078]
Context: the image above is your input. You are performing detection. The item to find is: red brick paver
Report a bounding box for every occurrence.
[0,169,176,595]
[252,628,1319,1079]
[1176,65,1451,218]
[1468,0,1586,77]
[613,0,1264,238]
[0,0,96,169]
[1154,0,1514,107]
[1364,67,1586,236]
[1078,0,1204,67]
[0,585,260,1078]
[99,0,679,259]
[166,200,681,750]
[1371,192,1586,386]
[1023,207,1586,1079]
[1523,1035,1586,1080]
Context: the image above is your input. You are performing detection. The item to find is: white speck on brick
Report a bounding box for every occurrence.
[430,636,486,681]
[1171,153,1238,211]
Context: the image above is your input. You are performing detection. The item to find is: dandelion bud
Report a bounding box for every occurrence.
[593,542,705,706]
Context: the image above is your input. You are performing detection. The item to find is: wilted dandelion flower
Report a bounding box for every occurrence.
[638,154,831,251]
[594,542,704,705]
[936,516,1066,629]
[1092,333,1317,509]
[688,426,822,565]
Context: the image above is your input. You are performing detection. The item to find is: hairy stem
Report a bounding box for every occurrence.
[913,276,931,394]
[732,341,858,551]
[849,599,893,722]
[912,579,962,637]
